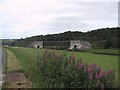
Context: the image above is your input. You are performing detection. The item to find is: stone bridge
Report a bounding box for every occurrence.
[69,40,92,50]
[28,41,43,48]
[28,40,92,50]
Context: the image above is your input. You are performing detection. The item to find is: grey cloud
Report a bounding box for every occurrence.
[46,2,117,32]
[53,2,117,21]
[1,1,118,39]
[45,17,91,33]
[118,1,120,26]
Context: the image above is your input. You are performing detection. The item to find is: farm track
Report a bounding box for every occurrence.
[3,49,33,88]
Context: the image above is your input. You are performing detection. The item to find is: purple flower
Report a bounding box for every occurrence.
[87,67,92,73]
[95,73,99,79]
[99,69,104,78]
[92,63,97,68]
[89,74,93,80]
[88,64,92,68]
[107,70,113,75]
[84,68,87,72]
[77,64,84,69]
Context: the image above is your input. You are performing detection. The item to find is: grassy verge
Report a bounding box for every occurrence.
[0,84,2,90]
[5,49,23,73]
[6,47,118,88]
[3,48,33,88]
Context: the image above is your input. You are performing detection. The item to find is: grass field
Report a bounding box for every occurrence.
[86,49,119,55]
[6,47,118,88]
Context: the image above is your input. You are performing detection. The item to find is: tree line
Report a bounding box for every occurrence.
[3,27,120,49]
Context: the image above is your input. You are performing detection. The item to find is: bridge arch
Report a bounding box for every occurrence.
[28,41,43,48]
[69,40,91,50]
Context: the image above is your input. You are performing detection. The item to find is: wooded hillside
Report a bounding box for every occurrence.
[4,27,120,49]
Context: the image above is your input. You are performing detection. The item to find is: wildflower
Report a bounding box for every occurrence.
[87,67,92,73]
[95,73,99,79]
[107,70,115,79]
[84,68,87,72]
[107,70,113,75]
[77,64,84,69]
[89,73,93,80]
[92,63,97,68]
[99,69,104,78]
[88,64,92,68]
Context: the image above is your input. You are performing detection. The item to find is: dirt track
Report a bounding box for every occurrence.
[4,72,32,88]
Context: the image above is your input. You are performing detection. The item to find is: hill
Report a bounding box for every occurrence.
[7,27,120,49]
[2,39,16,46]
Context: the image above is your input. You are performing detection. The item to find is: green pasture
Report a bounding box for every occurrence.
[87,49,119,55]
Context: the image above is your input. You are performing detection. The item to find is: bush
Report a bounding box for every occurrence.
[36,49,115,88]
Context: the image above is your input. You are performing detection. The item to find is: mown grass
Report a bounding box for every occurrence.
[6,47,118,88]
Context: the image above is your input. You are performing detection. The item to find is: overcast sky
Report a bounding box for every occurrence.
[0,0,119,39]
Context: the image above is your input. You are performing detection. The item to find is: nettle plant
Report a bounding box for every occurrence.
[36,49,115,88]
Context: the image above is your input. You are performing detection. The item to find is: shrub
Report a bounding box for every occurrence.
[36,49,115,88]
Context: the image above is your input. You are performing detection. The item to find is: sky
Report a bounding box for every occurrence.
[0,0,119,39]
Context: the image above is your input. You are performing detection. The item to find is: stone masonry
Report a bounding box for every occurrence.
[28,40,91,50]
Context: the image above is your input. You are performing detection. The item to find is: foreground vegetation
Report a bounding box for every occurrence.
[36,50,115,88]
[6,47,118,88]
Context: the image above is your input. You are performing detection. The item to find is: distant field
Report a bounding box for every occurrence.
[86,49,119,55]
[6,47,118,87]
